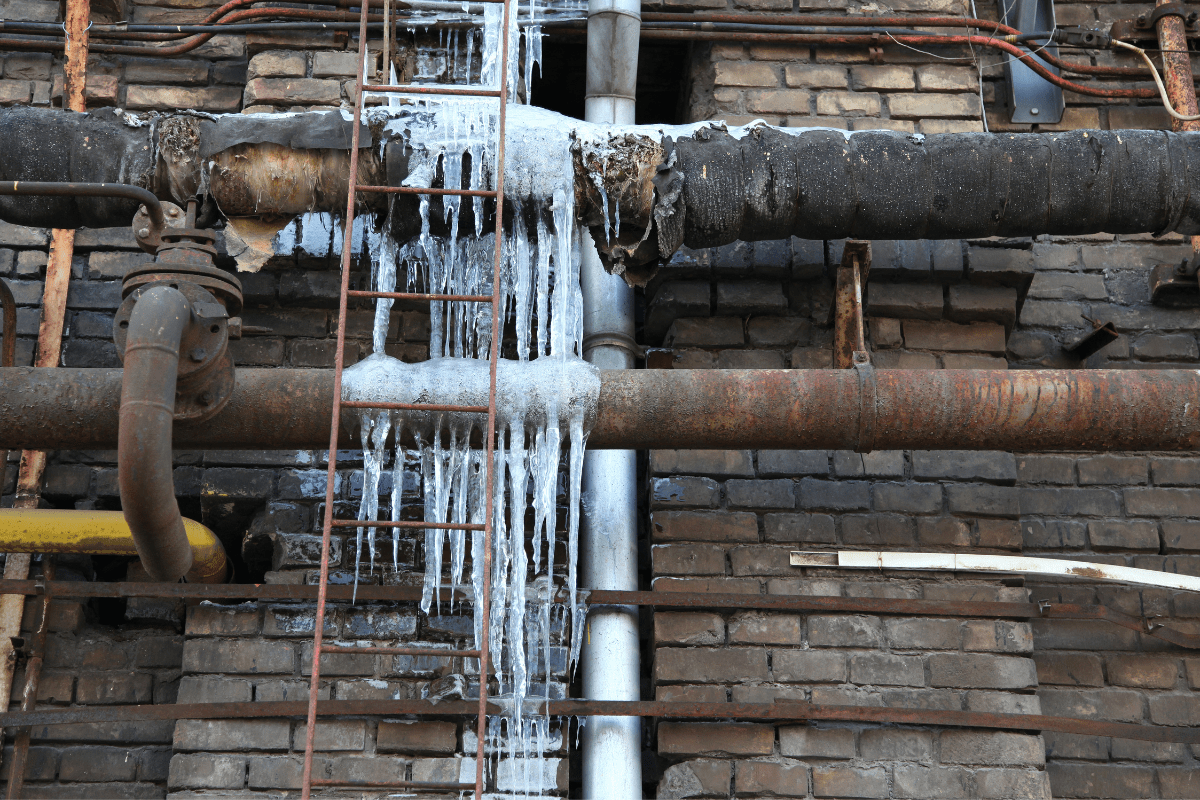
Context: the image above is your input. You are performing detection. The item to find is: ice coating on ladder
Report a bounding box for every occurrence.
[346,1,592,791]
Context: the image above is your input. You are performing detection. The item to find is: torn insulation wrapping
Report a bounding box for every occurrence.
[4,107,1200,284]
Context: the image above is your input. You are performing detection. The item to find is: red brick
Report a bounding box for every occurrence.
[651,511,759,542]
[658,722,774,756]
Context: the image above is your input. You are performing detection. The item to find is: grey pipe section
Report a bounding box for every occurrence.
[580,0,642,795]
[118,286,194,583]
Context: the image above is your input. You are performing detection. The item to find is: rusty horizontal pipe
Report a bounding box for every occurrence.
[2,367,1200,452]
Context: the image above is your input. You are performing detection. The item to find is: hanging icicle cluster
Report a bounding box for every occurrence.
[344,3,591,794]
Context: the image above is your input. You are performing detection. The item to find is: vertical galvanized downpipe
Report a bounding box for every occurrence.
[580,0,642,796]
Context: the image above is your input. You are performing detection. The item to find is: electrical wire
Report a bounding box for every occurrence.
[1112,38,1200,120]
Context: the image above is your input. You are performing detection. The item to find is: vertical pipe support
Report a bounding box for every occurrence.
[581,0,641,796]
[1154,0,1200,258]
[1,0,90,774]
[832,241,870,369]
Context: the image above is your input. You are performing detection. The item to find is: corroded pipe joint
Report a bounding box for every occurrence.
[118,285,194,582]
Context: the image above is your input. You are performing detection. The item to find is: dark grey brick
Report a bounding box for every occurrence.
[1017,455,1075,485]
[279,270,342,307]
[791,237,825,279]
[1019,488,1121,517]
[651,477,720,509]
[931,239,965,281]
[912,451,1016,483]
[66,280,123,310]
[1077,455,1147,485]
[202,468,274,499]
[868,240,931,280]
[865,282,942,319]
[947,285,1017,328]
[715,281,786,315]
[841,514,915,545]
[725,479,795,509]
[833,450,904,478]
[62,338,120,367]
[799,479,869,511]
[967,246,1034,287]
[1088,520,1159,552]
[1023,520,1087,550]
[873,482,942,514]
[758,450,830,476]
[946,484,1020,517]
[764,513,835,543]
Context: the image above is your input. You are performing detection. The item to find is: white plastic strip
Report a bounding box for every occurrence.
[790,551,1200,593]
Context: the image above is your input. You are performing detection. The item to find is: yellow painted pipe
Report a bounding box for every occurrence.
[0,509,228,583]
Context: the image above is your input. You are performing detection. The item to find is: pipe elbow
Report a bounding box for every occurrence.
[118,285,194,583]
[0,509,228,584]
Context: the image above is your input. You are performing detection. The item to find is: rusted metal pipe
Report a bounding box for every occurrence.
[4,367,1200,452]
[0,182,164,234]
[118,286,194,582]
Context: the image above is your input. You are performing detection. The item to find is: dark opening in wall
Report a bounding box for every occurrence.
[531,38,690,125]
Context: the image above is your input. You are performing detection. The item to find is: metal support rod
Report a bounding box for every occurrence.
[0,697,1192,745]
[832,241,870,369]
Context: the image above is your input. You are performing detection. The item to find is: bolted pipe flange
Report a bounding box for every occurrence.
[133,200,186,255]
[113,281,235,423]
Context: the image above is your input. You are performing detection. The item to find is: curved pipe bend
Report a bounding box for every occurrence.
[0,509,227,583]
[118,285,194,582]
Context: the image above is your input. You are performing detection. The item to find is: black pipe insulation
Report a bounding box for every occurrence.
[654,126,1200,251]
[2,107,1200,260]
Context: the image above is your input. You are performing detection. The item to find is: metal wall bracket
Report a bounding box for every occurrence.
[1003,0,1065,123]
[1150,258,1200,307]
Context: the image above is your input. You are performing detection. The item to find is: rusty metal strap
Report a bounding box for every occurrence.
[0,580,1194,648]
[853,356,876,454]
[1150,2,1191,25]
[0,698,1194,744]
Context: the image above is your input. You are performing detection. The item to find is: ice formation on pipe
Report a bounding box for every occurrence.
[342,2,585,792]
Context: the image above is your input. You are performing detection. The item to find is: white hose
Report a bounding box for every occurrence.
[1112,38,1200,122]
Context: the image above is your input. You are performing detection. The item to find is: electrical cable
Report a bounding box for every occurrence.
[1112,38,1200,120]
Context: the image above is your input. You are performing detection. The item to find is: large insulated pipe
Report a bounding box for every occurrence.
[580,0,642,793]
[6,368,1200,452]
[4,108,1200,246]
[118,286,195,582]
[0,510,227,583]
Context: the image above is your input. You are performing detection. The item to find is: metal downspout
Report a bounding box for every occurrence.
[118,285,196,582]
[580,0,642,795]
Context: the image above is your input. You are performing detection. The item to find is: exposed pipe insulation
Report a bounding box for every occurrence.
[6,367,1200,452]
[6,107,1200,279]
[118,285,195,583]
[0,510,228,583]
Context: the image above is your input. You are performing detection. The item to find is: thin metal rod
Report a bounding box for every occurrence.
[0,699,1193,745]
[341,400,490,412]
[332,519,486,530]
[363,83,502,95]
[299,0,371,793]
[346,289,493,301]
[311,780,477,790]
[321,646,482,656]
[355,184,498,197]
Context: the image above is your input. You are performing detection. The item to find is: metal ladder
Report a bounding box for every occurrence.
[299,1,512,795]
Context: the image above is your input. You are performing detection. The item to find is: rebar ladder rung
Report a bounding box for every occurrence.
[310,780,477,790]
[354,184,499,198]
[341,400,490,412]
[346,289,492,301]
[330,519,486,531]
[321,645,481,657]
[364,84,502,96]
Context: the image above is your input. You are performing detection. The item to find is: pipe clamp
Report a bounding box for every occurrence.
[853,353,876,454]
